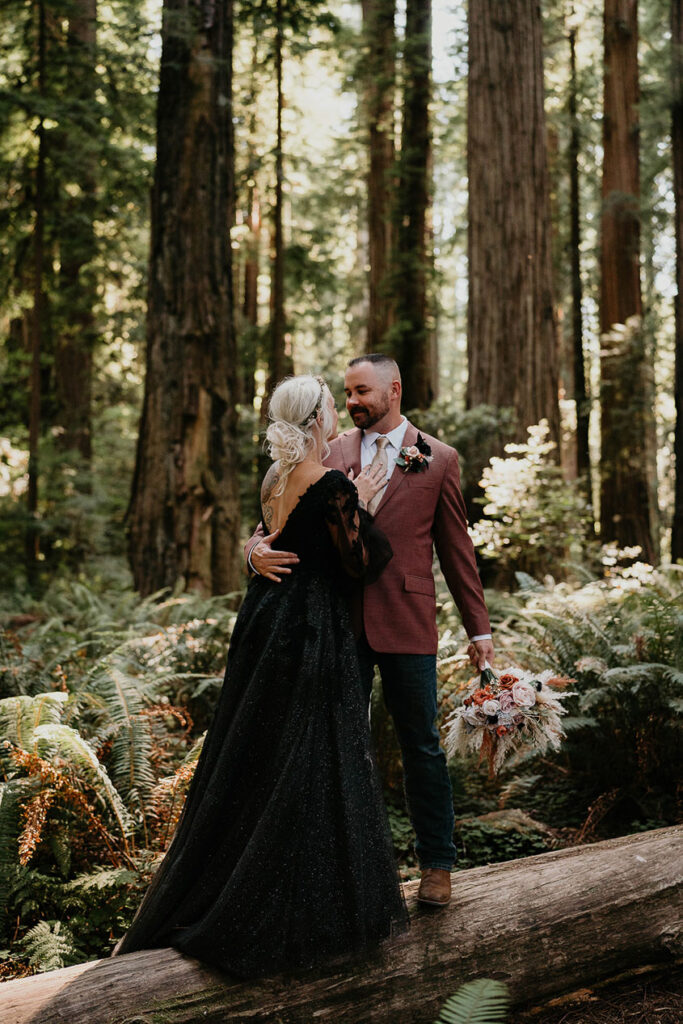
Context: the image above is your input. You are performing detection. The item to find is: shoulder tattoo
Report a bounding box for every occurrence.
[261,464,280,531]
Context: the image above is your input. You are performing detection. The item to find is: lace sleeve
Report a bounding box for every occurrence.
[323,471,393,582]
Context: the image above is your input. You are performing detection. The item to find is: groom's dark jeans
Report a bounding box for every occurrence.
[356,634,456,870]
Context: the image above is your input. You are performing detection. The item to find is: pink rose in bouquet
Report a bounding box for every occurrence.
[511,681,537,709]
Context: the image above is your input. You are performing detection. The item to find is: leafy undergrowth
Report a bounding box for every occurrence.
[1,561,681,978]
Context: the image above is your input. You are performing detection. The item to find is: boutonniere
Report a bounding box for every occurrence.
[395,433,432,473]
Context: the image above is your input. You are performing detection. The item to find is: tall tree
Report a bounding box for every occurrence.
[239,38,262,408]
[672,0,683,562]
[466,0,559,446]
[26,0,47,581]
[265,0,292,399]
[390,0,435,409]
[53,0,97,462]
[127,0,240,596]
[361,0,395,353]
[599,0,657,562]
[568,18,592,505]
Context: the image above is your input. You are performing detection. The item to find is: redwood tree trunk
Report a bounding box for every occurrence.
[466,0,559,445]
[672,0,683,561]
[599,0,657,562]
[240,38,261,409]
[26,0,47,582]
[391,0,435,409]
[54,0,97,462]
[569,23,592,505]
[241,180,260,407]
[265,0,292,400]
[127,0,240,596]
[362,0,395,353]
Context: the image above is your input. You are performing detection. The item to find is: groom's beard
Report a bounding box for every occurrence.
[349,396,390,430]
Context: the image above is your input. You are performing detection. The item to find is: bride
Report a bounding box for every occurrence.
[112,374,409,977]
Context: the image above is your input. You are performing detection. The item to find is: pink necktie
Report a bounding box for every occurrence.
[367,436,389,515]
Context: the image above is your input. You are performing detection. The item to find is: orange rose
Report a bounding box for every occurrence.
[499,673,519,688]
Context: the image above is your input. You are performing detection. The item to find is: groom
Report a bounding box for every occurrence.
[247,355,494,906]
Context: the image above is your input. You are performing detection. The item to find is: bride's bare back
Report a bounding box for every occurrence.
[261,461,327,534]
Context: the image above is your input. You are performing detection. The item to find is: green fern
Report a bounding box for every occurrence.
[64,866,139,893]
[19,919,80,972]
[33,722,133,840]
[0,780,28,913]
[87,663,156,802]
[0,692,68,751]
[434,979,510,1024]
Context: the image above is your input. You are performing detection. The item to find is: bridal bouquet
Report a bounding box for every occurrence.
[443,664,576,774]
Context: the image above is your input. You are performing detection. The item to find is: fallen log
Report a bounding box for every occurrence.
[2,826,681,1024]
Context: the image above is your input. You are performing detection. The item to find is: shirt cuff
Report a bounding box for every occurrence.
[470,633,492,642]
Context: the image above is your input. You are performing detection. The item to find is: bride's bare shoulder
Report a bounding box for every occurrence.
[261,461,281,498]
[261,462,282,532]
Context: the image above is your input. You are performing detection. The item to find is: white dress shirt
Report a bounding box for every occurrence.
[360,416,409,479]
[361,418,491,644]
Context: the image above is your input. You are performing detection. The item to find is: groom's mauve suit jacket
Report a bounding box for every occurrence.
[246,420,491,656]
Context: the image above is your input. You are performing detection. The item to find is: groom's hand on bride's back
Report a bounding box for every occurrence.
[249,529,300,582]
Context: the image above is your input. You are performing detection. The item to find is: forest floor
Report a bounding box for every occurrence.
[511,967,683,1024]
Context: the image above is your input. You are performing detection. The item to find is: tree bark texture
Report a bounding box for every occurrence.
[26,0,47,581]
[569,24,592,505]
[466,0,559,447]
[599,0,657,562]
[672,0,683,561]
[239,37,261,408]
[53,0,97,463]
[391,0,435,410]
[361,0,396,353]
[2,827,681,1024]
[265,0,292,401]
[127,0,240,597]
[241,180,260,407]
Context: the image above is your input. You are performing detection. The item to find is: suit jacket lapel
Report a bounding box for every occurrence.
[375,420,419,515]
[340,428,362,476]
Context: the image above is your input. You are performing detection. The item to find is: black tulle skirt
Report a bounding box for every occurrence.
[112,568,408,977]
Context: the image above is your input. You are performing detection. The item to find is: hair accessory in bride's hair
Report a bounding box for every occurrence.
[299,375,326,428]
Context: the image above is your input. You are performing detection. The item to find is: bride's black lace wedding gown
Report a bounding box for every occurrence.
[113,469,409,977]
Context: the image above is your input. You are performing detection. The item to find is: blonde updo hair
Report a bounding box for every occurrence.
[265,374,336,496]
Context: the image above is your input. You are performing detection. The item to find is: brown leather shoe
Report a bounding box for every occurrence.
[417,868,451,906]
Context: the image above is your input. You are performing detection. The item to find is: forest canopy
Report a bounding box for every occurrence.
[0,0,680,591]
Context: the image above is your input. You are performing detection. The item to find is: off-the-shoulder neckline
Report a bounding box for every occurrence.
[263,469,350,538]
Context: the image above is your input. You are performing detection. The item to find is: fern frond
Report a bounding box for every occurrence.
[19,919,79,972]
[33,723,133,838]
[87,665,156,801]
[64,866,138,893]
[514,572,544,592]
[498,774,541,807]
[108,716,155,803]
[561,714,599,732]
[0,779,28,912]
[661,667,683,689]
[435,978,510,1024]
[0,692,68,751]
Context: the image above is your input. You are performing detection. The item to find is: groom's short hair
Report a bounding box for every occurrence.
[347,353,401,384]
